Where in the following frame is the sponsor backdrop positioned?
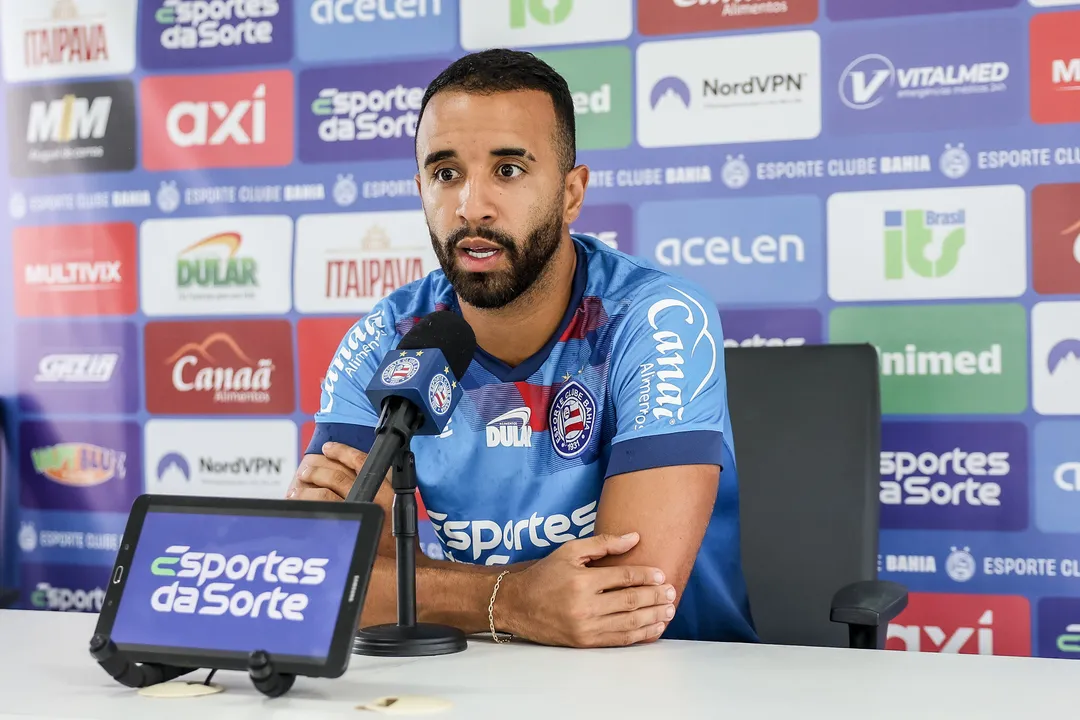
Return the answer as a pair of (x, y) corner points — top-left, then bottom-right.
(0, 0), (1078, 660)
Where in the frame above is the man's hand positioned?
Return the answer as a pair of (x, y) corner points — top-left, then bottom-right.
(500, 532), (675, 648)
(286, 444), (358, 501)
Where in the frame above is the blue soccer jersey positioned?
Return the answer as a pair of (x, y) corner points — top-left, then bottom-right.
(310, 233), (758, 643)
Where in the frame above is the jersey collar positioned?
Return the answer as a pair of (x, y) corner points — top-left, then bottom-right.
(454, 235), (588, 383)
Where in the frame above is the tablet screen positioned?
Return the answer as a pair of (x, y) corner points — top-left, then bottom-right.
(109, 509), (362, 662)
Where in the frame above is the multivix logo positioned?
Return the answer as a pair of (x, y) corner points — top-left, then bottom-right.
(486, 407), (532, 448)
(885, 208), (965, 280)
(149, 544), (329, 620)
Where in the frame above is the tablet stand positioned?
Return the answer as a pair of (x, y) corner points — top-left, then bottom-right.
(89, 634), (296, 698)
(352, 447), (468, 657)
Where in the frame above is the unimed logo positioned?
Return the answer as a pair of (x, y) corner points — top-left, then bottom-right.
(886, 592), (1031, 656)
(14, 222), (138, 318)
(829, 304), (1028, 414)
(1031, 10), (1080, 124)
(638, 0), (818, 35)
(534, 47), (632, 150)
(140, 69), (293, 170)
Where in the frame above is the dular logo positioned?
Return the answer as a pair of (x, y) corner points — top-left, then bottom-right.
(486, 407), (533, 448)
(7, 80), (136, 177)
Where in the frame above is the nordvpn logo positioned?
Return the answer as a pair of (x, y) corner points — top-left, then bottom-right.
(650, 76), (691, 109)
(156, 452), (190, 483)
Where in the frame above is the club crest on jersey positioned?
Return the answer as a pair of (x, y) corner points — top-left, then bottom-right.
(550, 379), (596, 459)
(428, 373), (453, 416)
(381, 356), (420, 386)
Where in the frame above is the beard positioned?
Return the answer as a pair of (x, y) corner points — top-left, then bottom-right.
(430, 200), (564, 310)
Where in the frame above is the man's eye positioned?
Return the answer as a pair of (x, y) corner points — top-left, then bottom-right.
(497, 164), (523, 178)
(435, 168), (458, 182)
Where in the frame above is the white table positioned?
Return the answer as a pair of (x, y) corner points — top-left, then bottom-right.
(0, 609), (1072, 719)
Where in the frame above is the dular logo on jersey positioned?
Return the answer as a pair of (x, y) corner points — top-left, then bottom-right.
(486, 407), (533, 448)
(0, 0), (137, 83)
(7, 80), (136, 177)
(634, 287), (717, 430)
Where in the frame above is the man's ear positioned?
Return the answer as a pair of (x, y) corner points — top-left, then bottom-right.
(564, 164), (590, 225)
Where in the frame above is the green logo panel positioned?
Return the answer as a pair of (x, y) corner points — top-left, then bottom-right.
(829, 303), (1028, 415)
(534, 46), (631, 151)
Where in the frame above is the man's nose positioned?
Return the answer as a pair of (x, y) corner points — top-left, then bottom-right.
(456, 177), (499, 227)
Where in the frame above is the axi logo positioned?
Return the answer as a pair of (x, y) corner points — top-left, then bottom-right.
(30, 443), (125, 487)
(884, 209), (965, 280)
(141, 70), (294, 170)
(148, 545), (329, 619)
(1032, 183), (1080, 295)
(1031, 11), (1080, 124)
(886, 592), (1031, 656)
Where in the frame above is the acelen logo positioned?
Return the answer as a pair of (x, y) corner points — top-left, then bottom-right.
(459, 0), (632, 51)
(879, 421), (1028, 531)
(298, 60), (446, 163)
(297, 0), (456, 62)
(1034, 420), (1080, 533)
(1032, 183), (1080, 295)
(719, 308), (822, 348)
(13, 222), (138, 318)
(638, 0), (818, 35)
(886, 592), (1030, 656)
(294, 210), (439, 313)
(0, 0), (137, 83)
(637, 195), (823, 305)
(140, 69), (293, 170)
(298, 317), (359, 414)
(140, 0), (294, 69)
(144, 320), (295, 415)
(1031, 10), (1080, 124)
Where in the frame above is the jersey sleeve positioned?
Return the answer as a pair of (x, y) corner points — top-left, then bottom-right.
(604, 278), (730, 479)
(305, 304), (398, 456)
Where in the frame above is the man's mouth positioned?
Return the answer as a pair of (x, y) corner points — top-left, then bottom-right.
(457, 239), (505, 260)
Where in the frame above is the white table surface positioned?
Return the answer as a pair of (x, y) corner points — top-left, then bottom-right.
(0, 609), (1071, 719)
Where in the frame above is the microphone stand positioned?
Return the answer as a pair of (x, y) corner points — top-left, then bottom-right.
(353, 442), (468, 657)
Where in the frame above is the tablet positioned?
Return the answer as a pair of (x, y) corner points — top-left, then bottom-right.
(93, 494), (384, 678)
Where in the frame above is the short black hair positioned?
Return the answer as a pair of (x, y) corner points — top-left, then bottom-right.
(416, 48), (577, 174)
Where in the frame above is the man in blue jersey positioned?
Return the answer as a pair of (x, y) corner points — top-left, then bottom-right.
(289, 49), (758, 648)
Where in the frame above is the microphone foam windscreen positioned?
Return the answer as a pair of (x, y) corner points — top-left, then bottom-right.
(397, 310), (477, 380)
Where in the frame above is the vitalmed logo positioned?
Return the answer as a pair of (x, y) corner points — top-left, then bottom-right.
(14, 222), (137, 318)
(294, 211), (439, 313)
(829, 304), (1028, 415)
(146, 419), (297, 499)
(140, 70), (294, 170)
(638, 0), (818, 35)
(720, 308), (822, 348)
(460, 0), (632, 51)
(16, 321), (138, 415)
(19, 420), (142, 513)
(22, 564), (108, 612)
(571, 204), (634, 254)
(144, 320), (295, 415)
(879, 422), (1027, 531)
(1031, 11), (1080, 124)
(827, 186), (1026, 302)
(298, 60), (445, 163)
(1032, 183), (1080, 295)
(140, 215), (293, 317)
(637, 31), (820, 148)
(1032, 302), (1080, 415)
(141, 0), (294, 69)
(298, 0), (455, 61)
(0, 0), (137, 82)
(828, 0), (1019, 21)
(6, 80), (136, 177)
(829, 19), (1023, 135)
(638, 195), (823, 305)
(886, 592), (1030, 656)
(1034, 421), (1080, 533)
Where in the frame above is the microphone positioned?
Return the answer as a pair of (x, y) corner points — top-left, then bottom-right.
(345, 310), (475, 504)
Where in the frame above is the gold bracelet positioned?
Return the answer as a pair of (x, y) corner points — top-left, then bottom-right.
(488, 570), (512, 644)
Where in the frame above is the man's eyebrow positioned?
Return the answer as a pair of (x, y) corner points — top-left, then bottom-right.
(423, 149), (456, 167)
(491, 147), (536, 161)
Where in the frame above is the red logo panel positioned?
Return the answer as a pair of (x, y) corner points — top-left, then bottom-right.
(638, 0), (818, 35)
(144, 320), (295, 415)
(886, 592), (1031, 656)
(1030, 11), (1080, 124)
(13, 222), (137, 318)
(297, 317), (360, 415)
(140, 70), (294, 170)
(1033, 183), (1080, 295)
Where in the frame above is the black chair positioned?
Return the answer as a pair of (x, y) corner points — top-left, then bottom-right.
(0, 409), (17, 610)
(725, 343), (907, 650)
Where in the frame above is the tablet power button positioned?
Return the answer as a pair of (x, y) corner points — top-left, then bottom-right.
(112, 566), (124, 584)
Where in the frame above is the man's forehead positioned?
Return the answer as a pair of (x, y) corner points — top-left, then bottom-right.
(417, 89), (557, 153)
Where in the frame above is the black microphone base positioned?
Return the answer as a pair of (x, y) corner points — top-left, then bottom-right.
(353, 623), (467, 657)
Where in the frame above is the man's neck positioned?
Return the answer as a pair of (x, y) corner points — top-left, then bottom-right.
(458, 237), (578, 369)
